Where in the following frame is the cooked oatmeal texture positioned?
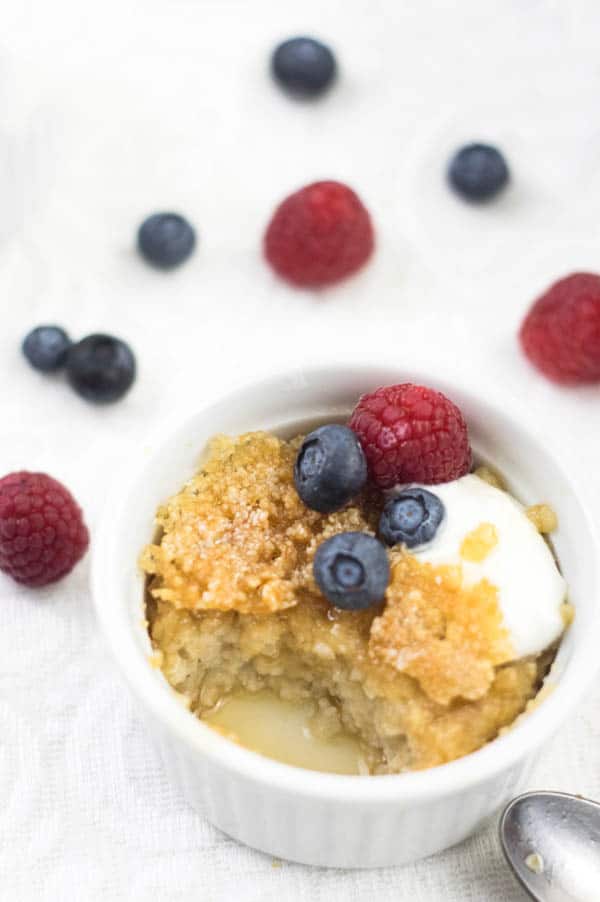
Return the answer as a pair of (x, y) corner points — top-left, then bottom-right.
(141, 432), (555, 774)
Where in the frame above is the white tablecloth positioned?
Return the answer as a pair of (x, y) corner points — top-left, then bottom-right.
(2, 1), (600, 899)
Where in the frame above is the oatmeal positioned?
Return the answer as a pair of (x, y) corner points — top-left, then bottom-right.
(142, 430), (566, 775)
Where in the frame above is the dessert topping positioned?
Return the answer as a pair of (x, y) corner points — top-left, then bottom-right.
(313, 531), (390, 611)
(379, 488), (445, 549)
(294, 424), (367, 513)
(349, 383), (472, 488)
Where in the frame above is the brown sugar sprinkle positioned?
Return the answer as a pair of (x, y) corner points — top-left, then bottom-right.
(140, 432), (379, 615)
(369, 553), (513, 705)
(141, 433), (311, 613)
(526, 504), (558, 534)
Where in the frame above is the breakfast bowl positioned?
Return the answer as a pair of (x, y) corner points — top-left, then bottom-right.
(91, 364), (600, 868)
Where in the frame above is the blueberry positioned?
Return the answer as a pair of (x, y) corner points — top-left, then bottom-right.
(22, 325), (71, 372)
(66, 334), (136, 403)
(137, 213), (196, 269)
(379, 488), (445, 549)
(294, 424), (367, 513)
(314, 532), (390, 610)
(271, 36), (337, 98)
(447, 143), (510, 202)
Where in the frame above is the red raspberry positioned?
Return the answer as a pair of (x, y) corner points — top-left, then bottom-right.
(264, 180), (374, 288)
(349, 384), (472, 488)
(0, 472), (89, 587)
(519, 272), (600, 384)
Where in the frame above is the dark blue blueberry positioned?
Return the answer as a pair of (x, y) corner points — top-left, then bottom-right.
(137, 213), (196, 269)
(447, 143), (510, 202)
(66, 334), (136, 403)
(22, 325), (71, 372)
(314, 532), (390, 610)
(271, 37), (337, 98)
(379, 488), (445, 549)
(294, 424), (367, 513)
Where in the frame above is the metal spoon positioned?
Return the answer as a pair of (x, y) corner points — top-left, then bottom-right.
(499, 791), (600, 901)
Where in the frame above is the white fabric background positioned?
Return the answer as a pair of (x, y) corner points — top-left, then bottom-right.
(1, 1), (600, 899)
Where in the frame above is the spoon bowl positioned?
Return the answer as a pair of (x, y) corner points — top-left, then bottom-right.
(500, 791), (600, 901)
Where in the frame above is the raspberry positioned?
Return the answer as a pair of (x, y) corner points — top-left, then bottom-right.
(349, 384), (472, 489)
(264, 180), (374, 288)
(0, 472), (89, 587)
(519, 273), (600, 384)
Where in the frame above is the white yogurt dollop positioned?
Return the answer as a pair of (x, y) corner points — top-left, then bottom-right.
(399, 474), (567, 659)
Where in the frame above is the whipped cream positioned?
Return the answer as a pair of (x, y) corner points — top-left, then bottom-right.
(398, 474), (567, 659)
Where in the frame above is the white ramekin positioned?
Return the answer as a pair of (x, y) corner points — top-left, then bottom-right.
(92, 365), (600, 869)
